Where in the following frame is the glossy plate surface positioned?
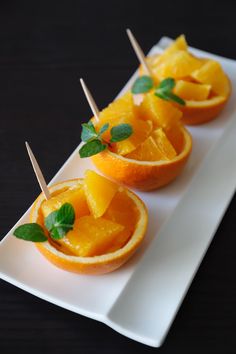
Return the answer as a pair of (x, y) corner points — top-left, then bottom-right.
(1, 37), (236, 347)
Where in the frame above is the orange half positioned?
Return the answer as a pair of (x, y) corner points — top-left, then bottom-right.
(30, 179), (148, 275)
(139, 35), (231, 125)
(92, 126), (192, 191)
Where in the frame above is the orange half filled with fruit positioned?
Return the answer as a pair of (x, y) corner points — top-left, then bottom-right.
(79, 92), (192, 191)
(139, 35), (231, 125)
(13, 170), (148, 275)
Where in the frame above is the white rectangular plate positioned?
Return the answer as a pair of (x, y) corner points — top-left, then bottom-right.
(1, 37), (236, 347)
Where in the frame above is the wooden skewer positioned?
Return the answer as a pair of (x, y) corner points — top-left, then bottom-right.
(80, 78), (100, 123)
(126, 28), (152, 76)
(25, 141), (50, 200)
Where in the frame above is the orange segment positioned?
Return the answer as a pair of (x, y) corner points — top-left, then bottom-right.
(174, 80), (211, 101)
(126, 136), (165, 161)
(104, 190), (139, 252)
(126, 128), (176, 162)
(83, 170), (118, 218)
(163, 35), (188, 55)
(152, 128), (177, 160)
(191, 60), (230, 97)
(94, 92), (135, 140)
(153, 51), (203, 80)
(41, 183), (89, 219)
(93, 91), (153, 155)
(59, 216), (124, 257)
(145, 35), (188, 78)
(138, 93), (182, 127)
(112, 118), (153, 155)
(138, 93), (184, 152)
(104, 190), (139, 229)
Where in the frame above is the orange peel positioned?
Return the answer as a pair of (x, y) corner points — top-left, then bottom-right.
(92, 126), (192, 191)
(30, 179), (148, 275)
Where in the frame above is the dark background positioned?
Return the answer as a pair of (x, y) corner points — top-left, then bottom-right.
(0, 1), (235, 353)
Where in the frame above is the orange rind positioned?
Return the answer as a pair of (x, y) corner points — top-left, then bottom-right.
(140, 35), (231, 125)
(92, 126), (192, 191)
(30, 179), (148, 275)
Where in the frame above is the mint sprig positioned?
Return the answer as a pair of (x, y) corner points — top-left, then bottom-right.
(155, 78), (185, 105)
(79, 139), (107, 158)
(13, 203), (75, 242)
(79, 121), (133, 158)
(131, 76), (185, 106)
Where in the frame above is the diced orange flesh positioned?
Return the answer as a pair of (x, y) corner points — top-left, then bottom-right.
(104, 190), (139, 252)
(152, 128), (177, 160)
(41, 183), (90, 219)
(164, 123), (184, 154)
(174, 80), (211, 101)
(83, 170), (118, 218)
(95, 92), (135, 140)
(126, 128), (176, 162)
(59, 216), (124, 257)
(138, 93), (182, 127)
(163, 35), (188, 55)
(104, 190), (139, 229)
(92, 91), (153, 155)
(126, 136), (165, 161)
(153, 51), (203, 81)
(137, 93), (184, 152)
(191, 60), (230, 97)
(146, 35), (188, 76)
(111, 118), (153, 155)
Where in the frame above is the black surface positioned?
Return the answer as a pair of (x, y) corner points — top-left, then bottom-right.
(0, 1), (236, 353)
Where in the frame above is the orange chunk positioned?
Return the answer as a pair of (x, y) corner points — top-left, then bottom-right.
(138, 93), (184, 153)
(152, 128), (177, 160)
(191, 60), (230, 97)
(95, 92), (135, 139)
(41, 183), (90, 219)
(154, 51), (203, 80)
(92, 91), (153, 155)
(146, 35), (188, 75)
(104, 190), (139, 230)
(126, 136), (164, 161)
(164, 35), (188, 54)
(174, 80), (211, 101)
(138, 93), (182, 127)
(126, 128), (176, 162)
(83, 170), (118, 218)
(112, 118), (153, 155)
(59, 216), (124, 257)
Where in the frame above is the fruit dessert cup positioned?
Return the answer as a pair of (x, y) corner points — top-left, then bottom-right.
(14, 170), (148, 275)
(86, 92), (192, 191)
(140, 35), (231, 125)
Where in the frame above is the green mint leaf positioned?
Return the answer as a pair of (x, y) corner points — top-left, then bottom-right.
(13, 223), (47, 242)
(45, 203), (75, 240)
(50, 226), (68, 240)
(56, 203), (75, 228)
(110, 124), (133, 143)
(98, 123), (109, 136)
(131, 75), (154, 94)
(158, 78), (175, 92)
(155, 91), (185, 106)
(45, 210), (57, 232)
(81, 122), (98, 142)
(79, 139), (107, 158)
(167, 92), (186, 105)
